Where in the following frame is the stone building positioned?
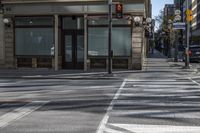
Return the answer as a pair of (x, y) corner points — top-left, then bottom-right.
(191, 0), (200, 43)
(0, 0), (151, 70)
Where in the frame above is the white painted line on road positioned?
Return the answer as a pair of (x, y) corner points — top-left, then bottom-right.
(126, 79), (176, 82)
(130, 82), (194, 85)
(109, 123), (200, 133)
(104, 125), (124, 133)
(86, 86), (118, 89)
(0, 101), (49, 128)
(96, 79), (127, 133)
(114, 100), (200, 107)
(188, 77), (200, 86)
(132, 84), (197, 88)
(110, 109), (200, 119)
(188, 76), (200, 79)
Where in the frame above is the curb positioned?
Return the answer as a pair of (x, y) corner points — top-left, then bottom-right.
(168, 61), (199, 73)
(0, 77), (122, 80)
(0, 70), (144, 80)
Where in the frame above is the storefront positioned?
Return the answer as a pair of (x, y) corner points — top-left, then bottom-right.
(1, 0), (151, 70)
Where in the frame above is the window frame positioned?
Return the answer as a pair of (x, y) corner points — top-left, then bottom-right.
(87, 16), (132, 58)
(14, 16), (55, 57)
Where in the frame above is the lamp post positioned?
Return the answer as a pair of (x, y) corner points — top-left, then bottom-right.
(108, 0), (112, 74)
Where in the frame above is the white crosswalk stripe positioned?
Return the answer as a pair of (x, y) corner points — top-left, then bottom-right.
(108, 123), (200, 133)
(0, 101), (49, 128)
(97, 78), (200, 133)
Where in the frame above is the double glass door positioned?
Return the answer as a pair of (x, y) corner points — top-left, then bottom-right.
(63, 30), (84, 69)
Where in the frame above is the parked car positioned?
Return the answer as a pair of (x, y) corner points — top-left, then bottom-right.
(188, 45), (200, 62)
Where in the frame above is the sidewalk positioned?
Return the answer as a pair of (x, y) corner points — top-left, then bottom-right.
(147, 49), (198, 73)
(0, 68), (141, 79)
(0, 50), (197, 79)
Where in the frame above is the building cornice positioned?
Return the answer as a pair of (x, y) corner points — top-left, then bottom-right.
(2, 0), (145, 4)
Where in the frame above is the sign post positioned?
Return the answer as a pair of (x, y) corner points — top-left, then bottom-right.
(185, 0), (190, 69)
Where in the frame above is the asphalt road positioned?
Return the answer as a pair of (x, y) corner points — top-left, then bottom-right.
(191, 63), (200, 70)
(0, 79), (123, 133)
(0, 58), (200, 133)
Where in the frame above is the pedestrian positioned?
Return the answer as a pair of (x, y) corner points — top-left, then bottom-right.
(160, 43), (164, 54)
(178, 41), (184, 62)
(150, 40), (155, 54)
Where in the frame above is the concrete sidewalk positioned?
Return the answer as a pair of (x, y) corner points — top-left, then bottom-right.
(146, 50), (198, 73)
(0, 68), (142, 79)
(0, 50), (197, 79)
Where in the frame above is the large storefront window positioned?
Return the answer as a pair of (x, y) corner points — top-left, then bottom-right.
(88, 28), (108, 56)
(112, 27), (131, 56)
(15, 17), (54, 56)
(15, 28), (53, 55)
(88, 18), (131, 56)
(88, 27), (131, 56)
(88, 18), (131, 57)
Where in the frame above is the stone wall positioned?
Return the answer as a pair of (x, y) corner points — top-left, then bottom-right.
(4, 17), (15, 68)
(132, 26), (143, 70)
(0, 14), (5, 67)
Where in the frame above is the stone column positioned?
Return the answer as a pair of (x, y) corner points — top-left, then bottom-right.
(4, 17), (14, 68)
(132, 26), (143, 70)
(0, 14), (5, 67)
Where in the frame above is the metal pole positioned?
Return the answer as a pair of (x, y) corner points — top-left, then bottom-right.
(108, 0), (112, 74)
(54, 14), (59, 71)
(185, 0), (190, 68)
(84, 14), (88, 71)
(169, 27), (171, 58)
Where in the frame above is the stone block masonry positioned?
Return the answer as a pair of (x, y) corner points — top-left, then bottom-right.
(132, 26), (143, 70)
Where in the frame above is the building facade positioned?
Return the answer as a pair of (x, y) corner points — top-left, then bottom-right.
(191, 0), (200, 43)
(164, 4), (175, 22)
(0, 0), (151, 70)
(163, 4), (175, 56)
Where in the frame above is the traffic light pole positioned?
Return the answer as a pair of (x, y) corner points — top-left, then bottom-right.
(108, 0), (112, 74)
(185, 0), (190, 69)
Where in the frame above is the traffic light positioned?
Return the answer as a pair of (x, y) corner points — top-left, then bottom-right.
(116, 3), (123, 18)
(186, 9), (193, 22)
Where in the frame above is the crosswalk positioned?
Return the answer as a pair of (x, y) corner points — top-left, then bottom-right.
(0, 101), (48, 128)
(97, 78), (200, 133)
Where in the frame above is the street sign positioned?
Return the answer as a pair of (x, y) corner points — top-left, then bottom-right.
(174, 15), (181, 21)
(175, 10), (181, 15)
(173, 22), (186, 30)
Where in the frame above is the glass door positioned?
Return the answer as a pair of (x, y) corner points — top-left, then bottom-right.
(63, 30), (84, 69)
(76, 33), (84, 69)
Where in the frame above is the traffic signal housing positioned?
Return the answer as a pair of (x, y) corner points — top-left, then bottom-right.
(116, 3), (123, 18)
(186, 9), (193, 22)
